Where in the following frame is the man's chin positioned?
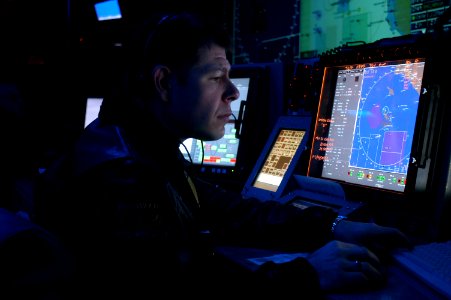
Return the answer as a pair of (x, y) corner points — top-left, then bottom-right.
(200, 130), (225, 141)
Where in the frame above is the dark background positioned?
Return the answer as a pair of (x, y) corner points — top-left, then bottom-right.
(0, 0), (303, 169)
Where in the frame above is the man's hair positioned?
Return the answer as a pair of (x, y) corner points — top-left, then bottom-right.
(132, 12), (231, 93)
(99, 12), (232, 125)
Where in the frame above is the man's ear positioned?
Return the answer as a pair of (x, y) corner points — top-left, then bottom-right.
(153, 65), (171, 102)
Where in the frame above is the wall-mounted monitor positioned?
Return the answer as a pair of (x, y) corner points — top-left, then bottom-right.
(94, 0), (122, 21)
(299, 2), (450, 59)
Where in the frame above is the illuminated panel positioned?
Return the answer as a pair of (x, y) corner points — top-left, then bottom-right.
(308, 58), (426, 193)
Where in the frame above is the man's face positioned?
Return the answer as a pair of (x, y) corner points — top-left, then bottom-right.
(167, 44), (239, 141)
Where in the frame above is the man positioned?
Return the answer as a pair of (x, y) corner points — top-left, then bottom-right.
(35, 12), (410, 299)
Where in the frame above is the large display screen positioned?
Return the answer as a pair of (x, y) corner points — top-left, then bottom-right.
(308, 58), (426, 193)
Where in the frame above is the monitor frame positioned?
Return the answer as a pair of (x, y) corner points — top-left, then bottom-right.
(241, 115), (311, 201)
(307, 57), (428, 198)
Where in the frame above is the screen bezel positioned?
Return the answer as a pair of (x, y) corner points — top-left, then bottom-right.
(242, 115), (311, 201)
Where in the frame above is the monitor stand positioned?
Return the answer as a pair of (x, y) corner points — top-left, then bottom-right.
(278, 174), (365, 216)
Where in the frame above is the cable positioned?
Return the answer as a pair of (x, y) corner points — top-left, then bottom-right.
(180, 141), (193, 164)
(180, 139), (205, 169)
(200, 140), (205, 168)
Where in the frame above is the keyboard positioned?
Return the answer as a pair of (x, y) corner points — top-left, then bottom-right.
(392, 240), (451, 299)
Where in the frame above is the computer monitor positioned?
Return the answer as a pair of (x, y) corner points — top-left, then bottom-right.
(307, 57), (427, 198)
(83, 97), (104, 128)
(180, 77), (250, 173)
(180, 63), (286, 192)
(94, 0), (122, 21)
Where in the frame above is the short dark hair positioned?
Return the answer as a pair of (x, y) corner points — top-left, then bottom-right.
(99, 12), (232, 125)
(145, 13), (231, 75)
(133, 12), (231, 90)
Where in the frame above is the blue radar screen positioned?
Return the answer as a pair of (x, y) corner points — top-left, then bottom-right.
(350, 62), (425, 175)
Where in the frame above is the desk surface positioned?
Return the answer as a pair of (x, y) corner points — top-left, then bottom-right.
(215, 246), (448, 300)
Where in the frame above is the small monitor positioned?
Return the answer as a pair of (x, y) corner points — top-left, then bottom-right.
(94, 0), (122, 21)
(308, 58), (427, 195)
(241, 116), (310, 201)
(180, 77), (250, 171)
(84, 97), (103, 128)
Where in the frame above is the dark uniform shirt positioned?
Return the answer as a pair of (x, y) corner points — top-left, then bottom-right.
(35, 117), (338, 299)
